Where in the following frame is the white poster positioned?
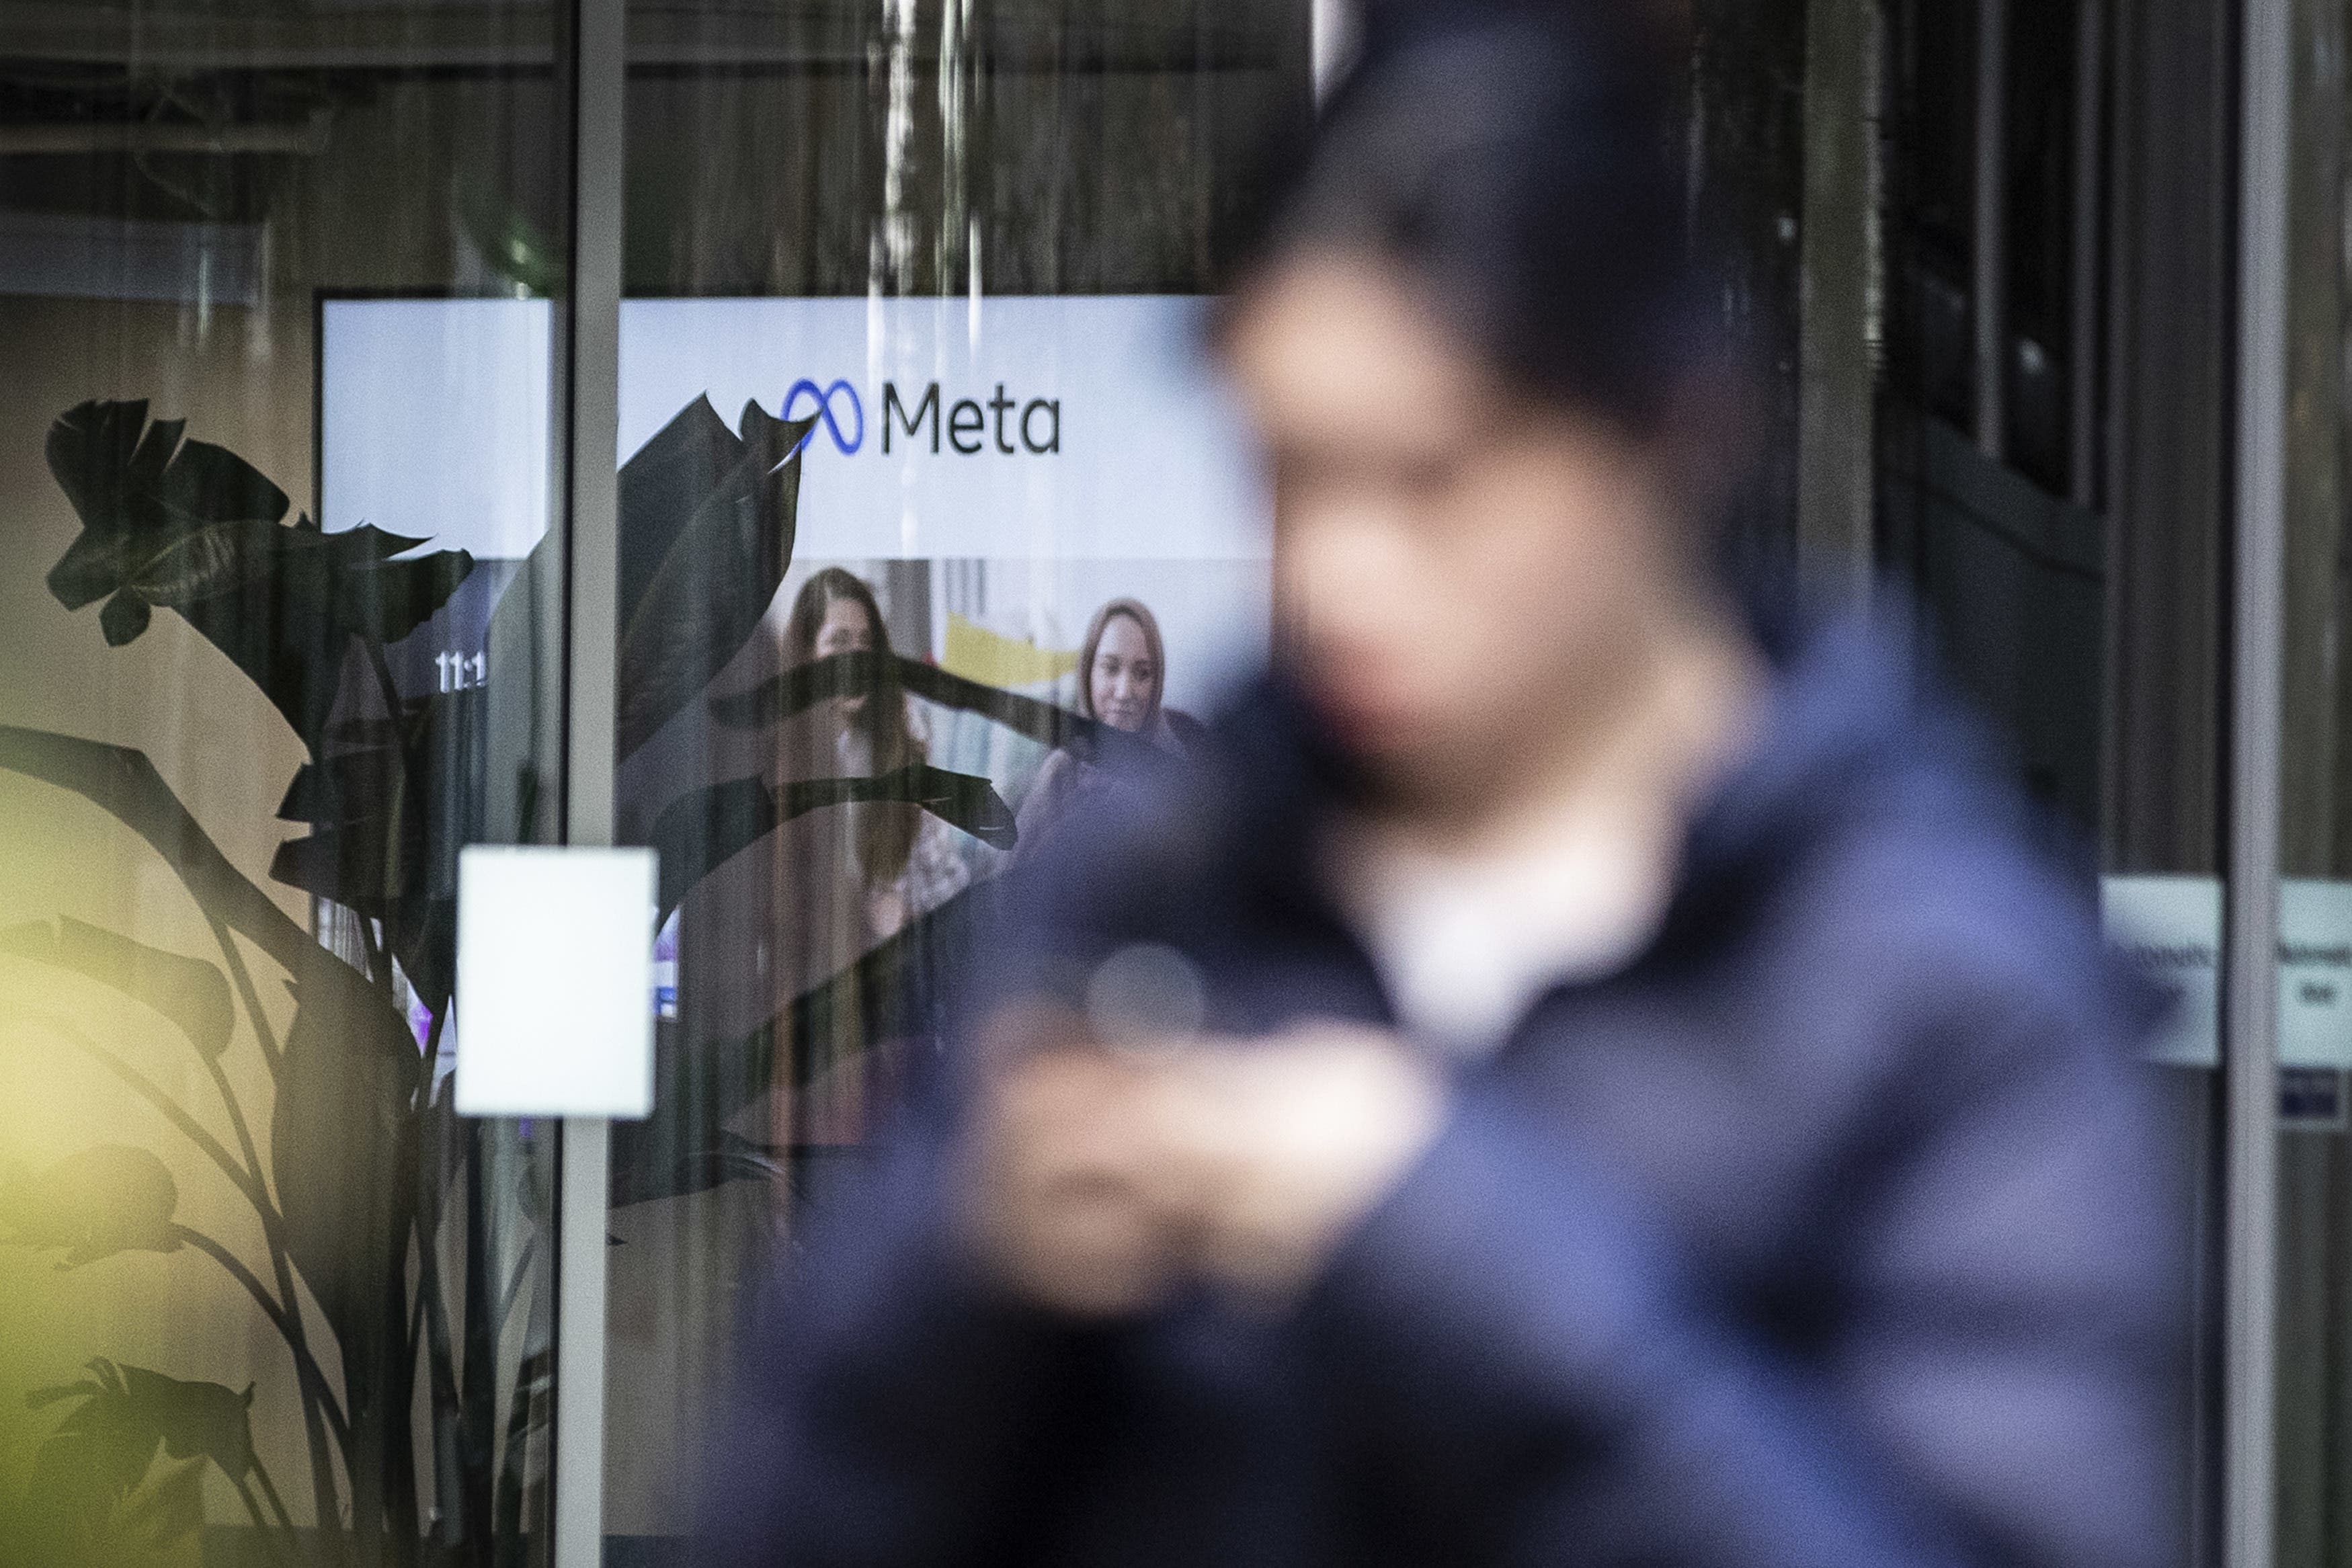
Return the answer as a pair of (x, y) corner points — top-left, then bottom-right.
(2101, 874), (2352, 1070)
(323, 292), (1279, 1075)
(321, 294), (1273, 705)
(620, 296), (1267, 563)
(323, 294), (1268, 565)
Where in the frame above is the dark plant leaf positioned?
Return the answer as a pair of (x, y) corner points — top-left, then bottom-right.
(42, 402), (474, 757)
(270, 948), (420, 1474)
(44, 401), (286, 612)
(0, 727), (313, 976)
(617, 395), (740, 629)
(28, 1360), (257, 1494)
(895, 658), (1127, 758)
(43, 401), (157, 567)
(0, 1146), (182, 1267)
(614, 401), (813, 760)
(711, 651), (1160, 769)
(268, 688), (481, 1017)
(19, 1356), (261, 1563)
(706, 650), (891, 731)
(268, 738), (415, 908)
(26, 1362), (160, 1536)
(99, 590), (150, 647)
(154, 438), (288, 531)
(118, 1364), (259, 1478)
(0, 917), (234, 1059)
(647, 763), (1014, 919)
(124, 518), (253, 604)
(778, 763), (1018, 850)
(163, 519), (473, 757)
(272, 952), (420, 1356)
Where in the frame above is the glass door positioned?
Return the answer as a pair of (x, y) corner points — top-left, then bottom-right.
(0, 3), (575, 1563)
(594, 0), (1309, 1552)
(2269, 0), (2352, 1560)
(1875, 1), (2231, 1560)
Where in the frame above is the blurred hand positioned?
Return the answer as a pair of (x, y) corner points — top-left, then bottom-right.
(1164, 1024), (1445, 1305)
(961, 1005), (1443, 1316)
(961, 1000), (1201, 1317)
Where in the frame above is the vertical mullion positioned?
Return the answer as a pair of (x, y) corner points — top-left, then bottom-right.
(556, 0), (626, 1563)
(1972, 0), (2009, 460)
(2225, 1), (2289, 1565)
(1797, 0), (1879, 597)
(2068, 0), (2105, 509)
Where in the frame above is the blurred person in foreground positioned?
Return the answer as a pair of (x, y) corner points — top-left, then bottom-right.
(703, 5), (2182, 1566)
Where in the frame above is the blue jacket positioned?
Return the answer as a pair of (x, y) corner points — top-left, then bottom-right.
(704, 617), (2185, 1568)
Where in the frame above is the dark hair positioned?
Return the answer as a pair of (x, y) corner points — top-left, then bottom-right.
(781, 567), (920, 884)
(1220, 2), (1717, 431)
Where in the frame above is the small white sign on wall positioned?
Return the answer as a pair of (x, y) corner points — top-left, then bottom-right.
(2101, 874), (2222, 1068)
(2100, 874), (2352, 1071)
(455, 847), (659, 1120)
(2281, 880), (2352, 1069)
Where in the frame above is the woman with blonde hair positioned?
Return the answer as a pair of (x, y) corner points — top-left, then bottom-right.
(1014, 596), (1199, 859)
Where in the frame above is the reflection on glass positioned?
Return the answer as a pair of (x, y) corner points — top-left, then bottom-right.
(2276, 1), (2352, 1556)
(0, 3), (567, 1563)
(602, 0), (1307, 1548)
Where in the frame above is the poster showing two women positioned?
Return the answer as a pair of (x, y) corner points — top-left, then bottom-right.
(317, 293), (1274, 1190)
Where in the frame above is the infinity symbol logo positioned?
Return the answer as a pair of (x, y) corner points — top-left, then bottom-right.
(783, 378), (864, 456)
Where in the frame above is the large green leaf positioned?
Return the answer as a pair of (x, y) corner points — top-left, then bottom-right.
(0, 1146), (182, 1268)
(0, 917), (233, 1059)
(647, 763), (1015, 920)
(614, 399), (813, 760)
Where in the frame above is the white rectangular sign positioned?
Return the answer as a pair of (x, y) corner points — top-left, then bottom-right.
(2100, 874), (2352, 1069)
(322, 294), (1268, 565)
(2282, 879), (2352, 1068)
(622, 296), (1266, 563)
(455, 847), (658, 1120)
(2101, 874), (2222, 1067)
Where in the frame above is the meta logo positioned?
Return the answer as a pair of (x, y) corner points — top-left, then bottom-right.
(781, 377), (1061, 459)
(784, 379), (864, 455)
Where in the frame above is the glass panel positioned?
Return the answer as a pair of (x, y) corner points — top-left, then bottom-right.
(2276, 0), (2352, 1558)
(602, 1), (1309, 1551)
(1878, 1), (2226, 1559)
(0, 5), (571, 1564)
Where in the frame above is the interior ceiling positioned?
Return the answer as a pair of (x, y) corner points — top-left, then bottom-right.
(0, 0), (1299, 253)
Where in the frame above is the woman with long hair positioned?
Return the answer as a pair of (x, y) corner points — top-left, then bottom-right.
(777, 567), (968, 945)
(1013, 596), (1201, 860)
